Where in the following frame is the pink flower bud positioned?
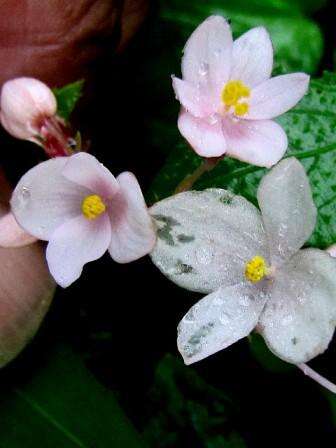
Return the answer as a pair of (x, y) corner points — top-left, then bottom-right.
(0, 77), (57, 140)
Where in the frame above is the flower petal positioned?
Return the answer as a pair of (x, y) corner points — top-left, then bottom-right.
(222, 118), (287, 167)
(259, 249), (336, 364)
(178, 110), (226, 157)
(46, 214), (111, 287)
(257, 157), (317, 265)
(178, 283), (267, 365)
(182, 16), (233, 98)
(0, 212), (37, 247)
(62, 152), (119, 198)
(108, 172), (156, 263)
(150, 189), (268, 294)
(230, 27), (273, 87)
(172, 77), (215, 117)
(247, 73), (310, 119)
(11, 157), (89, 240)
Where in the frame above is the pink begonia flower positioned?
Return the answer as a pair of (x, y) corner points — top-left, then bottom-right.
(10, 152), (156, 287)
(0, 77), (74, 157)
(172, 16), (310, 167)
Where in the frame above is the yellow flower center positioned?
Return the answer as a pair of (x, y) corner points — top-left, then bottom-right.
(245, 255), (269, 283)
(82, 194), (106, 220)
(221, 80), (250, 116)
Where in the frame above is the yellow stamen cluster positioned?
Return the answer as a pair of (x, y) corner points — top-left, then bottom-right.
(245, 255), (268, 283)
(82, 194), (106, 220)
(221, 80), (250, 116)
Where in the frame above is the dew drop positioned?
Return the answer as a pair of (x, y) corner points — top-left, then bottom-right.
(199, 62), (209, 76)
(219, 312), (230, 325)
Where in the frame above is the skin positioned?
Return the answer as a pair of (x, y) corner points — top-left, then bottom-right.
(0, 0), (148, 366)
(0, 0), (149, 87)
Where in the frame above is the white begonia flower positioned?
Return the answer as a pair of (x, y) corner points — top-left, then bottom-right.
(150, 158), (336, 367)
(172, 16), (310, 167)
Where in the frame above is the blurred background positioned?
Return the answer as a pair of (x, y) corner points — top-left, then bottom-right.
(0, 0), (336, 447)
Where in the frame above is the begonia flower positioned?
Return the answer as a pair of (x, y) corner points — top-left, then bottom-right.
(150, 158), (336, 373)
(0, 77), (74, 157)
(10, 152), (156, 287)
(172, 16), (310, 167)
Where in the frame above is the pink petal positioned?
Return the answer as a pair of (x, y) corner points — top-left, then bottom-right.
(0, 212), (37, 247)
(247, 73), (310, 120)
(172, 77), (215, 117)
(230, 27), (273, 87)
(178, 110), (227, 157)
(182, 15), (233, 99)
(108, 172), (156, 263)
(62, 152), (119, 198)
(46, 214), (111, 287)
(0, 242), (55, 367)
(222, 118), (287, 167)
(11, 157), (88, 240)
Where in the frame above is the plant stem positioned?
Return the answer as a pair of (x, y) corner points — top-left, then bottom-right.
(174, 157), (221, 194)
(297, 363), (336, 394)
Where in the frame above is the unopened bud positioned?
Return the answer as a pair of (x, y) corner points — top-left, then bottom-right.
(0, 77), (57, 140)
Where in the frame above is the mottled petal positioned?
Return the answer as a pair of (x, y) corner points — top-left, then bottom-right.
(230, 27), (273, 87)
(182, 15), (233, 98)
(259, 249), (336, 364)
(257, 158), (317, 265)
(172, 77), (215, 117)
(0, 212), (37, 247)
(247, 73), (310, 119)
(62, 152), (119, 198)
(222, 118), (287, 167)
(150, 189), (268, 294)
(46, 214), (111, 287)
(178, 110), (226, 157)
(108, 172), (156, 263)
(11, 157), (89, 240)
(178, 283), (267, 364)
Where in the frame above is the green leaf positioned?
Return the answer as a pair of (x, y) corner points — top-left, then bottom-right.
(142, 354), (246, 448)
(53, 80), (84, 121)
(0, 344), (146, 448)
(148, 72), (336, 249)
(248, 333), (294, 373)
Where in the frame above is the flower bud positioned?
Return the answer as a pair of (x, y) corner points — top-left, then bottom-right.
(0, 77), (57, 140)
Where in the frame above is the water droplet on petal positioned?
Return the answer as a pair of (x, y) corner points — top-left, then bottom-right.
(199, 62), (209, 76)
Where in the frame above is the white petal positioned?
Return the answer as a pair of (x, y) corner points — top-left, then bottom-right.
(11, 157), (89, 240)
(108, 172), (156, 263)
(150, 189), (268, 294)
(222, 118), (287, 167)
(230, 27), (273, 87)
(259, 249), (336, 364)
(257, 157), (317, 265)
(178, 110), (227, 157)
(172, 77), (215, 117)
(62, 152), (119, 198)
(247, 73), (310, 119)
(46, 214), (111, 287)
(182, 15), (233, 98)
(178, 283), (267, 364)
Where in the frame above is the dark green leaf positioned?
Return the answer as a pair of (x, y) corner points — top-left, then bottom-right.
(148, 72), (336, 249)
(53, 80), (84, 121)
(142, 354), (246, 448)
(0, 344), (145, 448)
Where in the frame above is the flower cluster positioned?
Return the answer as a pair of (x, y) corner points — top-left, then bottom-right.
(0, 14), (336, 395)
